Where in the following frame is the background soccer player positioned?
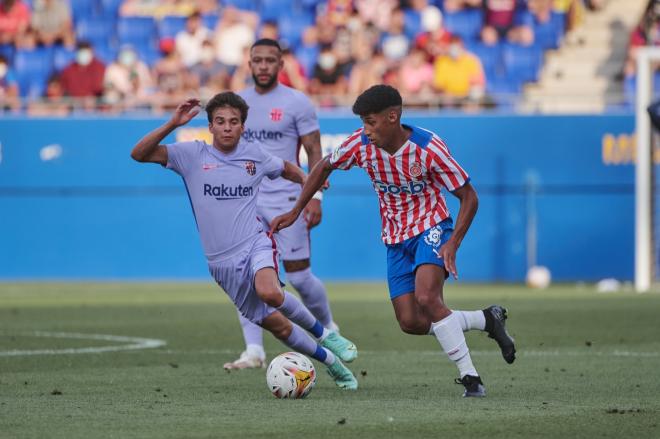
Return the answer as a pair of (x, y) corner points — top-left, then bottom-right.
(271, 85), (516, 397)
(130, 92), (358, 390)
(223, 38), (346, 370)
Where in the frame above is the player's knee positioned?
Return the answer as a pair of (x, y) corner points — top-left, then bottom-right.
(397, 316), (426, 335)
(263, 315), (293, 340)
(257, 287), (284, 307)
(414, 288), (446, 312)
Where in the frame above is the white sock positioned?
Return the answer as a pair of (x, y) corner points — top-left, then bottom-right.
(431, 312), (478, 378)
(452, 310), (486, 332)
(245, 343), (265, 360)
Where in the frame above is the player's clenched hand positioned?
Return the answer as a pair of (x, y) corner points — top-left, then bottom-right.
(438, 239), (459, 280)
(170, 98), (201, 127)
(270, 209), (301, 233)
(303, 199), (322, 229)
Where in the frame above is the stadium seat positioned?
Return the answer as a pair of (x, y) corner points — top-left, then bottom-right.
(443, 8), (483, 42)
(13, 48), (54, 98)
(279, 11), (314, 52)
(117, 17), (158, 49)
(467, 42), (504, 81)
(295, 45), (319, 78)
(502, 43), (543, 83)
(99, 0), (123, 17)
(203, 13), (220, 30)
(53, 46), (76, 72)
(0, 44), (15, 63)
(76, 17), (117, 49)
(158, 16), (188, 40)
(223, 0), (257, 11)
(69, 0), (99, 22)
(533, 12), (565, 51)
(403, 9), (422, 40)
(94, 45), (118, 65)
(260, 0), (294, 22)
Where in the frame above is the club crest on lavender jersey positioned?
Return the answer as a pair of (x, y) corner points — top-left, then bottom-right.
(409, 162), (423, 178)
(245, 160), (257, 176)
(270, 108), (283, 122)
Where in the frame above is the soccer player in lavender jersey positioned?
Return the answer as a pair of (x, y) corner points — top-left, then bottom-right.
(130, 92), (358, 390)
(271, 85), (516, 397)
(222, 38), (350, 370)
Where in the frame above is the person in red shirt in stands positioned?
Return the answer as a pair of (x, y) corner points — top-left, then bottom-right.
(0, 0), (30, 45)
(60, 41), (106, 110)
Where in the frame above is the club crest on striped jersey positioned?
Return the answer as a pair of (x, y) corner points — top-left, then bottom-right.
(270, 108), (283, 122)
(409, 162), (423, 177)
(245, 160), (256, 176)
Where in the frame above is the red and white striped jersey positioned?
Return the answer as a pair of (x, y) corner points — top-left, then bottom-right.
(329, 125), (470, 245)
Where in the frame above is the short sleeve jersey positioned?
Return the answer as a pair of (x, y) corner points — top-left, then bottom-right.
(329, 125), (470, 244)
(166, 140), (284, 262)
(238, 84), (319, 203)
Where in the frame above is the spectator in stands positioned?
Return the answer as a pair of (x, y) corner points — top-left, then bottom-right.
(27, 74), (70, 116)
(258, 20), (279, 41)
(354, 0), (398, 31)
(120, 0), (217, 18)
(60, 41), (106, 109)
(0, 54), (20, 111)
(625, 0), (660, 78)
(325, 0), (353, 27)
(175, 11), (211, 68)
(212, 6), (257, 75)
(315, 13), (338, 47)
(481, 0), (527, 46)
(279, 45), (307, 91)
(0, 0), (30, 45)
(189, 39), (229, 97)
(414, 7), (451, 60)
(381, 8), (410, 63)
(104, 45), (154, 111)
(442, 0), (482, 13)
(309, 45), (348, 105)
(30, 0), (75, 48)
(348, 45), (389, 97)
(152, 37), (194, 111)
(432, 35), (486, 107)
(397, 46), (434, 105)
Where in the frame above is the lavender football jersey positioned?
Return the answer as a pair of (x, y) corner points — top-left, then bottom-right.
(238, 84), (319, 203)
(166, 140), (284, 263)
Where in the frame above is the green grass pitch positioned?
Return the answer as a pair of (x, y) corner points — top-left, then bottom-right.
(1, 282), (659, 438)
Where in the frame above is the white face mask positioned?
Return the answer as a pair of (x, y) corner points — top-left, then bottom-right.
(119, 50), (136, 67)
(318, 53), (337, 70)
(77, 49), (93, 66)
(448, 44), (460, 58)
(0, 63), (7, 78)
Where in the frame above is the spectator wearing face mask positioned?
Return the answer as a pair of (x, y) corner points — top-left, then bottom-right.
(60, 41), (106, 109)
(309, 46), (348, 104)
(0, 54), (20, 111)
(432, 35), (485, 107)
(190, 39), (229, 97)
(103, 45), (154, 111)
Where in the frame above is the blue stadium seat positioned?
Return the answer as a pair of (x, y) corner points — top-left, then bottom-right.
(117, 17), (157, 49)
(14, 48), (54, 98)
(443, 8), (483, 42)
(158, 15), (188, 39)
(466, 42), (504, 81)
(533, 12), (565, 50)
(260, 0), (294, 21)
(76, 17), (117, 49)
(53, 46), (76, 72)
(0, 44), (15, 63)
(502, 43), (543, 83)
(132, 45), (161, 68)
(69, 0), (99, 22)
(279, 11), (314, 52)
(99, 0), (123, 17)
(295, 45), (319, 78)
(403, 9), (422, 40)
(203, 13), (220, 30)
(94, 45), (118, 65)
(223, 0), (257, 11)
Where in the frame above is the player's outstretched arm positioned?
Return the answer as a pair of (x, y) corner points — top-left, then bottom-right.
(300, 130), (324, 229)
(130, 98), (201, 165)
(438, 182), (479, 279)
(270, 156), (334, 232)
(281, 160), (306, 185)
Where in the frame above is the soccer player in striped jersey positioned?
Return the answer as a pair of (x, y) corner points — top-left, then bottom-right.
(271, 85), (516, 397)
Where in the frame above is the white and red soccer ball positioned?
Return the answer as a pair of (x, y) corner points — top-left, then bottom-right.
(266, 352), (316, 399)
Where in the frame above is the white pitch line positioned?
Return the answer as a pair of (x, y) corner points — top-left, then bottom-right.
(0, 331), (167, 357)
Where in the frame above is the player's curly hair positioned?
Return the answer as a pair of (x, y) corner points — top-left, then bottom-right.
(352, 85), (403, 117)
(205, 92), (250, 124)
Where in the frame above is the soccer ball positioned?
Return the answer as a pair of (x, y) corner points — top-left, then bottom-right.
(266, 352), (316, 399)
(526, 265), (551, 289)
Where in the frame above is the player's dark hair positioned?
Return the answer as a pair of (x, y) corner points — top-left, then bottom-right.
(251, 38), (282, 52)
(205, 92), (249, 124)
(352, 85), (403, 116)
